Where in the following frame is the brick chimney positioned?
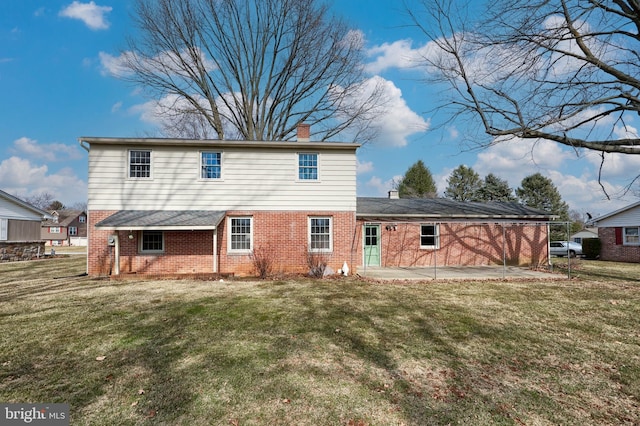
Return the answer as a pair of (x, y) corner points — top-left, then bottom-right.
(297, 123), (310, 142)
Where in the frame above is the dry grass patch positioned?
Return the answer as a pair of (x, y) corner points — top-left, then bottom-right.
(0, 257), (639, 425)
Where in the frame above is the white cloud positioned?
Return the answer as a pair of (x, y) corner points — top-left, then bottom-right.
(98, 51), (132, 77)
(352, 76), (429, 147)
(111, 101), (123, 113)
(0, 157), (87, 205)
(357, 159), (374, 174)
(59, 1), (112, 30)
(363, 175), (402, 197)
(11, 137), (83, 162)
(99, 48), (217, 78)
(366, 39), (440, 74)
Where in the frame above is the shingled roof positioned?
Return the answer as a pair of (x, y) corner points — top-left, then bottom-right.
(95, 210), (225, 230)
(356, 197), (554, 221)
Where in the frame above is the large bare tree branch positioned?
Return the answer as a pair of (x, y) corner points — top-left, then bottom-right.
(409, 0), (640, 156)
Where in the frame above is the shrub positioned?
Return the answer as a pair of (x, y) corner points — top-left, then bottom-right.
(250, 247), (273, 279)
(307, 252), (329, 278)
(582, 238), (601, 260)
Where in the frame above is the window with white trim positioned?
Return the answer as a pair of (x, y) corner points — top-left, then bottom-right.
(69, 226), (78, 236)
(309, 217), (332, 252)
(624, 227), (640, 245)
(50, 226), (61, 234)
(420, 224), (440, 249)
(201, 151), (222, 179)
(229, 217), (252, 252)
(79, 215), (86, 223)
(298, 153), (318, 180)
(0, 218), (7, 241)
(140, 231), (164, 252)
(129, 150), (151, 178)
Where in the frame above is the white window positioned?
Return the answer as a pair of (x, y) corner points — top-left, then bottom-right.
(624, 227), (640, 245)
(201, 151), (222, 179)
(50, 227), (61, 234)
(129, 150), (152, 178)
(298, 153), (318, 180)
(69, 226), (78, 236)
(229, 217), (252, 252)
(420, 224), (440, 249)
(140, 231), (164, 253)
(79, 216), (86, 223)
(309, 217), (332, 252)
(0, 218), (7, 241)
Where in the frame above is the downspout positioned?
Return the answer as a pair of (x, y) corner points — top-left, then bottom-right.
(213, 226), (218, 273)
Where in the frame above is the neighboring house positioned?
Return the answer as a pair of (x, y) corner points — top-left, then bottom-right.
(42, 209), (88, 246)
(590, 201), (640, 262)
(81, 130), (554, 277)
(0, 189), (51, 261)
(570, 227), (598, 244)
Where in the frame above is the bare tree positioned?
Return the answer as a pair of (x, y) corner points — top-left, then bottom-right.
(408, 0), (640, 194)
(23, 192), (55, 211)
(121, 0), (383, 142)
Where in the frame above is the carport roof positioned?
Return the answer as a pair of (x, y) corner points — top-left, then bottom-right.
(95, 210), (225, 230)
(356, 197), (554, 221)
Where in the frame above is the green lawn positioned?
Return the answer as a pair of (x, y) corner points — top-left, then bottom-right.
(1, 257), (639, 425)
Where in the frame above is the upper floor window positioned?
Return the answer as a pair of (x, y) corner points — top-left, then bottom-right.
(624, 227), (640, 245)
(229, 217), (252, 252)
(201, 151), (222, 179)
(69, 226), (78, 236)
(420, 224), (440, 249)
(129, 150), (151, 178)
(79, 216), (86, 223)
(309, 217), (332, 252)
(298, 153), (318, 180)
(140, 230), (164, 253)
(50, 227), (61, 234)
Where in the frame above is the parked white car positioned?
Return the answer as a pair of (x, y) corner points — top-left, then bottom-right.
(550, 241), (583, 257)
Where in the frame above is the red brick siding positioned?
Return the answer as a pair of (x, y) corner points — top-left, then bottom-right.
(354, 221), (548, 267)
(88, 210), (356, 277)
(599, 227), (640, 262)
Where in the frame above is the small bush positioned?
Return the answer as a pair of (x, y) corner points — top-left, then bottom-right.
(307, 252), (329, 278)
(582, 238), (601, 260)
(250, 247), (273, 279)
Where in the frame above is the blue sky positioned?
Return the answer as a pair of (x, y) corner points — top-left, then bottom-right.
(1, 0), (638, 217)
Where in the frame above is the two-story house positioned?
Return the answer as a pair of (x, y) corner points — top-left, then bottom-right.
(42, 209), (88, 246)
(80, 127), (357, 276)
(81, 128), (554, 277)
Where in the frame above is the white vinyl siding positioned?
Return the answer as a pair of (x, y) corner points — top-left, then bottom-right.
(88, 144), (356, 211)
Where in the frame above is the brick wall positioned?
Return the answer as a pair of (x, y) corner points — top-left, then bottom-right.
(599, 227), (640, 262)
(88, 210), (356, 277)
(354, 221), (548, 267)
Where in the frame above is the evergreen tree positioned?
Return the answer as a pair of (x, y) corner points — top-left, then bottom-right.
(397, 160), (437, 198)
(444, 165), (481, 201)
(476, 173), (516, 202)
(516, 173), (570, 240)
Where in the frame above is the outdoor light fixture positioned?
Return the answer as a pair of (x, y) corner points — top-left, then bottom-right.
(128, 231), (134, 239)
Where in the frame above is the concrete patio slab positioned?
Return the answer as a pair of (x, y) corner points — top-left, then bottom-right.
(358, 265), (561, 281)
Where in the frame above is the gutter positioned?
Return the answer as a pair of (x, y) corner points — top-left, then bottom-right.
(78, 138), (90, 152)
